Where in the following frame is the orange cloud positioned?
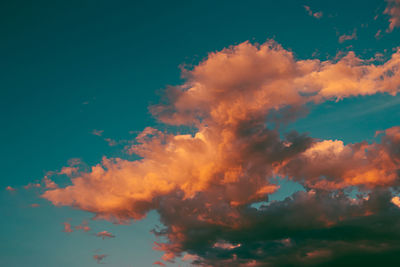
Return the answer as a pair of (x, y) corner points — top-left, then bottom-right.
(384, 0), (400, 32)
(40, 40), (400, 264)
(276, 127), (400, 190)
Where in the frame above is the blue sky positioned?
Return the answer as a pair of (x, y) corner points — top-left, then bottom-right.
(2, 0), (400, 266)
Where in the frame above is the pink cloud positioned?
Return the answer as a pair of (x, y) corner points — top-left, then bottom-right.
(304, 5), (323, 19)
(75, 221), (91, 232)
(338, 30), (357, 43)
(96, 230), (115, 239)
(5, 186), (16, 192)
(213, 241), (242, 249)
(93, 254), (107, 264)
(24, 183), (41, 190)
(63, 222), (73, 233)
(92, 129), (104, 136)
(384, 0), (400, 32)
(153, 261), (166, 266)
(43, 176), (57, 189)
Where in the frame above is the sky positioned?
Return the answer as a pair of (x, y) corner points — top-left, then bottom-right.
(2, 0), (400, 266)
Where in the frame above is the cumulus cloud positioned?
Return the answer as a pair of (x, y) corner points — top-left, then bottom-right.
(384, 0), (400, 32)
(276, 127), (400, 190)
(41, 40), (400, 265)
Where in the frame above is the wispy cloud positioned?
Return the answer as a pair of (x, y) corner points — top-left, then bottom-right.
(93, 254), (107, 264)
(304, 5), (323, 19)
(63, 222), (73, 233)
(338, 29), (357, 43)
(5, 186), (16, 192)
(96, 231), (115, 239)
(384, 0), (400, 32)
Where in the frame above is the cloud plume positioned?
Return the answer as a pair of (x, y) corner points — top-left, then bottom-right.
(41, 40), (400, 266)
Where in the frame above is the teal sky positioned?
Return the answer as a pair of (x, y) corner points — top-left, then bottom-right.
(2, 0), (400, 266)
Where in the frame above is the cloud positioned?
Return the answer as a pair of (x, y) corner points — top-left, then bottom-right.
(304, 5), (323, 19)
(24, 182), (41, 190)
(384, 0), (400, 32)
(43, 176), (57, 189)
(93, 254), (107, 264)
(63, 222), (73, 233)
(75, 221), (91, 232)
(92, 129), (104, 136)
(96, 230), (115, 239)
(5, 186), (16, 192)
(338, 30), (357, 43)
(276, 126), (400, 190)
(40, 40), (400, 265)
(152, 261), (166, 266)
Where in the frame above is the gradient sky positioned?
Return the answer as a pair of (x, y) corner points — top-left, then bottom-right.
(2, 0), (400, 266)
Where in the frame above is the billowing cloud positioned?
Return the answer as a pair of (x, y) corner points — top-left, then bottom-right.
(41, 40), (400, 265)
(384, 0), (400, 32)
(276, 126), (400, 190)
(96, 230), (115, 239)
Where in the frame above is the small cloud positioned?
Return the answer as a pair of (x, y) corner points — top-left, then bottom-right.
(304, 5), (323, 19)
(338, 29), (357, 43)
(375, 29), (382, 39)
(92, 129), (104, 137)
(182, 253), (200, 262)
(384, 0), (400, 32)
(104, 138), (118, 146)
(58, 166), (79, 176)
(392, 196), (400, 208)
(93, 254), (107, 264)
(96, 231), (115, 240)
(24, 183), (41, 190)
(153, 261), (166, 266)
(213, 241), (242, 250)
(31, 203), (40, 208)
(43, 176), (57, 189)
(63, 222), (73, 233)
(75, 221), (91, 232)
(5, 186), (16, 192)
